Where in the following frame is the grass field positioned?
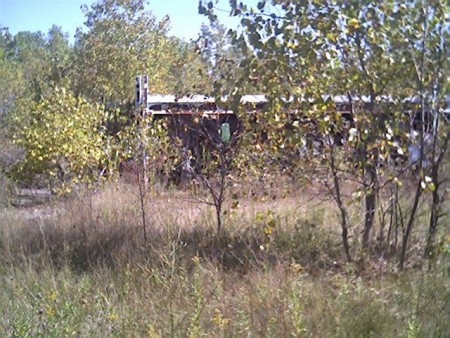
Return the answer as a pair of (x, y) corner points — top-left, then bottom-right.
(0, 182), (449, 337)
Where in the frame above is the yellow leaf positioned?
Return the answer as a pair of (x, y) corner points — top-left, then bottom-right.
(348, 18), (360, 29)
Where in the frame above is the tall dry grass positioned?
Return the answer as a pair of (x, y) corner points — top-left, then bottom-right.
(0, 181), (448, 337)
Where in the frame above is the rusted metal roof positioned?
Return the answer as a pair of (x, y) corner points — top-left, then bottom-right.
(142, 94), (450, 116)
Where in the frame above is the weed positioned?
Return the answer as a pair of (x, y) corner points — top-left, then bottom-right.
(0, 182), (448, 336)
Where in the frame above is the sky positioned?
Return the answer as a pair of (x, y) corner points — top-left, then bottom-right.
(0, 0), (258, 43)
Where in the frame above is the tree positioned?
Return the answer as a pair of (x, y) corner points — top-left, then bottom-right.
(196, 22), (260, 96)
(46, 25), (74, 89)
(74, 0), (185, 108)
(0, 25), (74, 116)
(117, 109), (177, 242)
(397, 0), (449, 268)
(0, 29), (22, 117)
(170, 39), (212, 96)
(10, 31), (52, 102)
(8, 87), (116, 193)
(199, 0), (447, 263)
(181, 116), (239, 233)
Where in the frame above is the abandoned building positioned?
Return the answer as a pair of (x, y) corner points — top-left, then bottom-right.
(132, 75), (449, 181)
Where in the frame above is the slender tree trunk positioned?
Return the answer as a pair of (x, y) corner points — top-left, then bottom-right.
(399, 97), (425, 269)
(138, 170), (147, 244)
(387, 182), (399, 255)
(329, 144), (352, 262)
(399, 181), (422, 270)
(424, 181), (440, 260)
(362, 171), (377, 248)
(353, 33), (381, 250)
(215, 146), (227, 234)
(424, 132), (449, 260)
(215, 202), (222, 234)
(333, 172), (352, 262)
(362, 92), (378, 249)
(139, 109), (149, 244)
(377, 189), (387, 255)
(399, 2), (431, 270)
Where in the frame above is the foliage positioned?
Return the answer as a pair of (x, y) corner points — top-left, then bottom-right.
(74, 0), (197, 107)
(0, 1), (449, 336)
(0, 34), (22, 117)
(405, 0), (449, 263)
(8, 88), (116, 193)
(171, 40), (212, 95)
(171, 116), (238, 232)
(46, 25), (74, 89)
(197, 22), (260, 96)
(199, 0), (449, 263)
(0, 0), (447, 273)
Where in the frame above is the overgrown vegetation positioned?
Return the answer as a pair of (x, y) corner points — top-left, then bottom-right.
(0, 184), (449, 337)
(0, 0), (449, 336)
